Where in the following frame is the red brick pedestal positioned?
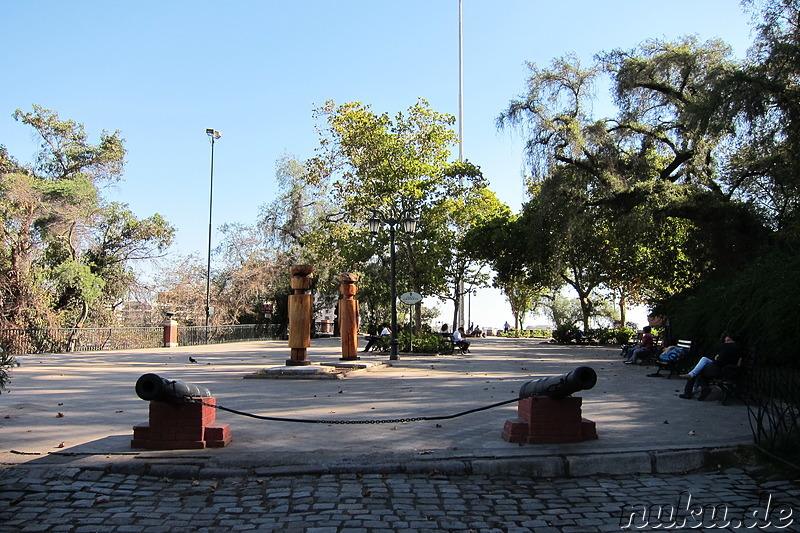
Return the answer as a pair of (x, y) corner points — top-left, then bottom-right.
(131, 397), (232, 450)
(162, 317), (178, 347)
(502, 396), (597, 444)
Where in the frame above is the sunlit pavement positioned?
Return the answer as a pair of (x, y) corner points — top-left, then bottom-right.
(0, 337), (753, 470)
(1, 337), (796, 531)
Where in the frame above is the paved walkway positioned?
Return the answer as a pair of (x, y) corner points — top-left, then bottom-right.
(1, 466), (797, 532)
(1, 337), (797, 531)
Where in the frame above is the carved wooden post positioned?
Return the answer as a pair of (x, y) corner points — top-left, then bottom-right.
(287, 264), (314, 366)
(339, 272), (359, 361)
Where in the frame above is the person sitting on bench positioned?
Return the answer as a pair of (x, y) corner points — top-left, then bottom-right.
(363, 324), (391, 352)
(624, 326), (654, 364)
(452, 326), (471, 353)
(679, 333), (745, 400)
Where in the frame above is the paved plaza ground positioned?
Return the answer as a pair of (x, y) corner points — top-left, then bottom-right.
(0, 336), (797, 531)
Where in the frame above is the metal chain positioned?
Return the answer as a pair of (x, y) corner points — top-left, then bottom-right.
(183, 396), (519, 425)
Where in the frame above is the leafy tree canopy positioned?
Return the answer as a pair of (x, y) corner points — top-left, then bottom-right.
(1, 106), (173, 331)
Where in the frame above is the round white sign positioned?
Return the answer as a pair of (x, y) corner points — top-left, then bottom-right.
(399, 291), (423, 305)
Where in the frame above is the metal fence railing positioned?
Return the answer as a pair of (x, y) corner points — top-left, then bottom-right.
(0, 326), (164, 354)
(746, 366), (800, 470)
(0, 323), (288, 355)
(178, 324), (287, 347)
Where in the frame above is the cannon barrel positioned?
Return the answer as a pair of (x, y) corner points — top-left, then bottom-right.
(135, 373), (212, 405)
(519, 366), (597, 399)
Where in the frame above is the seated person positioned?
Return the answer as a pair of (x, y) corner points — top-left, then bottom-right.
(452, 326), (471, 353)
(679, 333), (745, 400)
(624, 326), (654, 364)
(363, 324), (391, 352)
(572, 329), (584, 342)
(657, 344), (685, 362)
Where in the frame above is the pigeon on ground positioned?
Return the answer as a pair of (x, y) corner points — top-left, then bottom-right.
(188, 356), (197, 363)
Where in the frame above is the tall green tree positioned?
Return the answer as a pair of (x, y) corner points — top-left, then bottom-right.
(432, 162), (506, 329)
(498, 274), (545, 331)
(722, 0), (800, 235)
(0, 106), (174, 332)
(306, 99), (494, 329)
(493, 37), (768, 325)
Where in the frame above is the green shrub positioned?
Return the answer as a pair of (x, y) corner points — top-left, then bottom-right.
(614, 327), (635, 344)
(496, 329), (551, 338)
(552, 324), (575, 343)
(663, 246), (800, 367)
(0, 349), (19, 393)
(404, 333), (448, 353)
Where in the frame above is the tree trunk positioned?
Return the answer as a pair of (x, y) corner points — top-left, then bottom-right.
(67, 301), (89, 352)
(579, 294), (591, 332)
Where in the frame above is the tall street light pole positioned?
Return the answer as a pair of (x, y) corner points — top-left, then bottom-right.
(368, 210), (417, 361)
(457, 0), (466, 330)
(205, 128), (221, 331)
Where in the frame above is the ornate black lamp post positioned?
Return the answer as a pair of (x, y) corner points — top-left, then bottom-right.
(367, 210), (417, 361)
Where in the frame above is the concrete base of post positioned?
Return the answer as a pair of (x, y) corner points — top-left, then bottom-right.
(131, 397), (232, 450)
(502, 396), (597, 444)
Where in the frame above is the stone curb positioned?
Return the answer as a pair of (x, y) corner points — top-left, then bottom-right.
(1, 446), (743, 480)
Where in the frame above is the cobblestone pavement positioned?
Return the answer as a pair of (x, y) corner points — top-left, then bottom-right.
(1, 466), (797, 532)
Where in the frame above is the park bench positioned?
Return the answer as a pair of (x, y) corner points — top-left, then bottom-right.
(439, 333), (469, 355)
(620, 335), (662, 364)
(709, 351), (755, 405)
(364, 334), (390, 353)
(649, 339), (692, 378)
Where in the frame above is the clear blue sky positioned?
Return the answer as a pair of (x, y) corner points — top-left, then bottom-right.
(1, 1), (755, 328)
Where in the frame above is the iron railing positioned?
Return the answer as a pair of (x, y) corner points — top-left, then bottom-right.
(178, 324), (287, 346)
(0, 323), (288, 355)
(746, 366), (800, 470)
(0, 326), (163, 354)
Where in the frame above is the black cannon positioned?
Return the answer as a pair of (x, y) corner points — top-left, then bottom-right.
(518, 366), (597, 400)
(135, 373), (212, 406)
